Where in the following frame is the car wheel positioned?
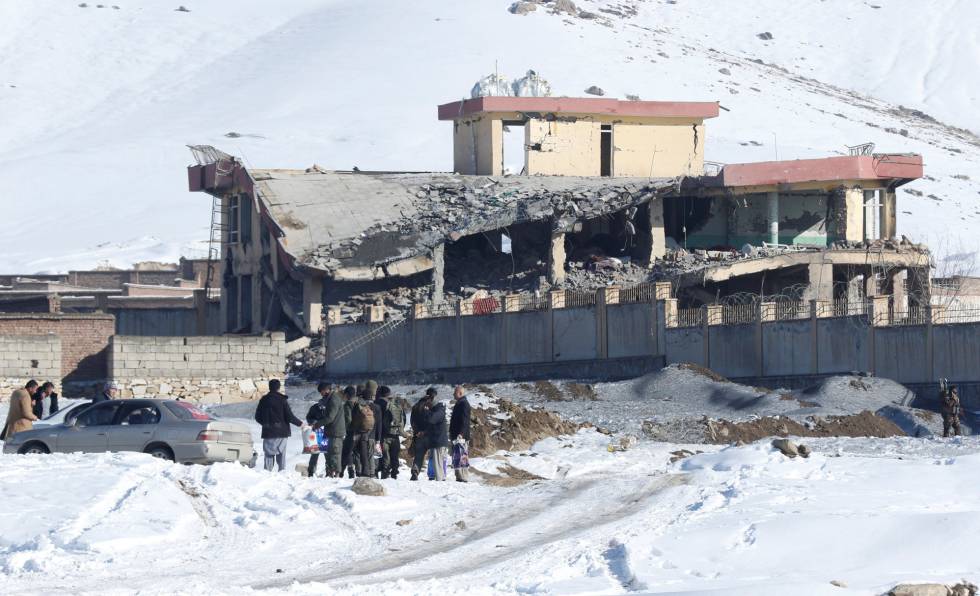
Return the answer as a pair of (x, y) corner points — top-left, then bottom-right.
(19, 442), (49, 455)
(145, 445), (175, 462)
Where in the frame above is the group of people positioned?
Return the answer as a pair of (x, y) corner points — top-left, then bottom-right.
(0, 379), (59, 441)
(253, 379), (471, 482)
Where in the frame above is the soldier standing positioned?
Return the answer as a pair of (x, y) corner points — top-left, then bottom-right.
(941, 384), (962, 438)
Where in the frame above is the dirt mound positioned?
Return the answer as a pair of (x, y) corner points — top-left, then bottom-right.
(517, 380), (598, 402)
(469, 398), (585, 457)
(706, 411), (906, 444)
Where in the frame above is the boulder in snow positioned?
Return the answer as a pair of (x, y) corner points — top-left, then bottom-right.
(509, 1), (538, 15)
(888, 584), (954, 596)
(351, 477), (387, 496)
(771, 438), (799, 458)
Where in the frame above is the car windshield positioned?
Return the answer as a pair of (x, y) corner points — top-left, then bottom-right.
(164, 401), (214, 421)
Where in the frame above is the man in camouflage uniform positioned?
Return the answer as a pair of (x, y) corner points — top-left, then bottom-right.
(941, 384), (962, 438)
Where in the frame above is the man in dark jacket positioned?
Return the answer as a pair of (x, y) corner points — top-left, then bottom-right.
(25, 380), (41, 419)
(377, 386), (405, 479)
(410, 388), (436, 481)
(341, 385), (358, 478)
(306, 382), (345, 477)
(426, 397), (450, 481)
(254, 379), (303, 472)
(449, 385), (472, 483)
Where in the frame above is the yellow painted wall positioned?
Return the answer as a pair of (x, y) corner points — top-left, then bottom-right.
(844, 187), (865, 243)
(525, 119), (601, 176)
(612, 121), (704, 177)
(452, 117), (502, 175)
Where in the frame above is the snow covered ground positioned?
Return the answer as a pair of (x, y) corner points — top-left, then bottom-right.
(1, 0), (978, 272)
(2, 418), (979, 595)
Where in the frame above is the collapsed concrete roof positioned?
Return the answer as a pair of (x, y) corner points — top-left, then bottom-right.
(249, 168), (679, 279)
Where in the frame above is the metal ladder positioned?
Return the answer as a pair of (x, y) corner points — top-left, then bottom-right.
(330, 317), (407, 360)
(203, 194), (225, 299)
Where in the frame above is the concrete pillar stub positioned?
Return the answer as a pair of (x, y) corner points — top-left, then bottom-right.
(654, 281), (672, 300)
(412, 303), (427, 320)
(865, 271), (879, 298)
(847, 274), (864, 311)
(871, 295), (890, 327)
(663, 298), (679, 328)
(549, 290), (565, 309)
(931, 304), (948, 325)
(805, 263), (834, 303)
(302, 276), (324, 335)
(766, 191), (779, 245)
(603, 286), (620, 305)
(891, 268), (908, 315)
(326, 307), (343, 326)
(706, 304), (724, 326)
(548, 232), (567, 284)
(504, 294), (521, 312)
(814, 299), (832, 318)
(760, 301), (777, 322)
(363, 305), (385, 323)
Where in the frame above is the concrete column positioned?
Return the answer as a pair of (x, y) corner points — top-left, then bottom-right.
(663, 298), (678, 328)
(706, 304), (724, 325)
(431, 244), (445, 305)
(891, 268), (908, 317)
(648, 197), (666, 262)
(654, 281), (672, 301)
(871, 295), (891, 327)
(879, 190), (896, 239)
(302, 276), (323, 335)
(193, 288), (208, 334)
(596, 288), (609, 359)
(766, 191), (779, 245)
(548, 231), (567, 285)
(805, 263), (833, 303)
(843, 188), (865, 243)
(864, 269), (878, 298)
(847, 273), (864, 313)
(863, 190), (878, 241)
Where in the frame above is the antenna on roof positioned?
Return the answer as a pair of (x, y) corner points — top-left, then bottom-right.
(772, 132), (778, 161)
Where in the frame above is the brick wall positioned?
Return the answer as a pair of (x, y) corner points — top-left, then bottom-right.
(110, 333), (286, 403)
(0, 335), (62, 398)
(0, 314), (114, 392)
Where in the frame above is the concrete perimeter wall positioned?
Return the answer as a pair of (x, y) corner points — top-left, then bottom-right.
(0, 335), (62, 398)
(328, 300), (980, 402)
(110, 333), (286, 403)
(327, 301), (660, 376)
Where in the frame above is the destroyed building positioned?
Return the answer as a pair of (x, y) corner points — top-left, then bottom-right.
(187, 96), (926, 337)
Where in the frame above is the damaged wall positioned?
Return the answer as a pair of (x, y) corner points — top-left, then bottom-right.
(612, 119), (705, 177)
(728, 193), (831, 247)
(526, 119), (601, 176)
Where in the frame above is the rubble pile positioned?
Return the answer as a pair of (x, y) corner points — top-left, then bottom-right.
(302, 174), (678, 274)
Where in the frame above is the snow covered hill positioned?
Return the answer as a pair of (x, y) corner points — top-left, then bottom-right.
(1, 0), (978, 273)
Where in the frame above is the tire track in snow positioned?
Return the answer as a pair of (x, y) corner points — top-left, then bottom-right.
(256, 472), (687, 590)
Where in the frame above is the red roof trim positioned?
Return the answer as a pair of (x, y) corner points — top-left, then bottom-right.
(720, 154), (923, 187)
(438, 96), (720, 120)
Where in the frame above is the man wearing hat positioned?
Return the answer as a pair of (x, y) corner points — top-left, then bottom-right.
(93, 381), (119, 403)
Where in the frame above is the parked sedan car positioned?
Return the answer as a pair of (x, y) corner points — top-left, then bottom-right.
(3, 399), (256, 465)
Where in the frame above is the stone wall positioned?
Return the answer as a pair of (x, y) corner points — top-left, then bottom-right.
(109, 333), (286, 403)
(0, 335), (62, 398)
(0, 314), (114, 392)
